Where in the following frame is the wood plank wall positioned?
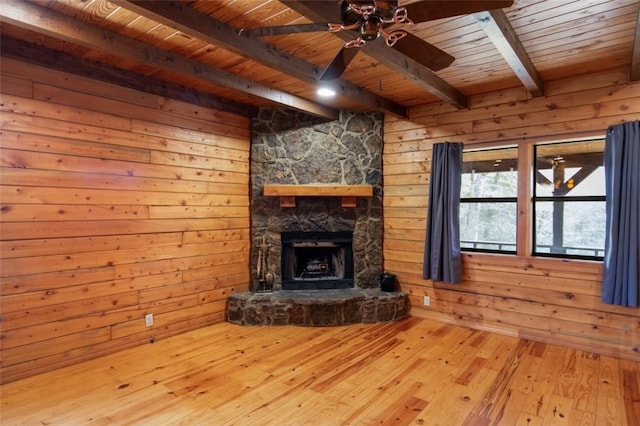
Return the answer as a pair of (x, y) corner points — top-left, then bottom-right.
(0, 58), (251, 384)
(383, 66), (640, 361)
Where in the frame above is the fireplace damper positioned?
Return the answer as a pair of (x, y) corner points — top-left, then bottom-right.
(281, 231), (354, 290)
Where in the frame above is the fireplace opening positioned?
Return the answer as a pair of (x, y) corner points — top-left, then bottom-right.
(281, 231), (354, 290)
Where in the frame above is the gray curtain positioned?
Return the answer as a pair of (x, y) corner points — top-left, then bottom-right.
(423, 142), (463, 283)
(602, 120), (640, 307)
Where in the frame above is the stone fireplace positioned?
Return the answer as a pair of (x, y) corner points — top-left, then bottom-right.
(249, 109), (383, 292)
(227, 109), (407, 326)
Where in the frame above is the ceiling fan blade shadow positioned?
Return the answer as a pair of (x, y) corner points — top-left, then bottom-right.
(391, 32), (454, 71)
(318, 47), (360, 80)
(403, 0), (514, 23)
(239, 23), (330, 37)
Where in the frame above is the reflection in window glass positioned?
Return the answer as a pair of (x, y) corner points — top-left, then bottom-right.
(533, 140), (605, 259)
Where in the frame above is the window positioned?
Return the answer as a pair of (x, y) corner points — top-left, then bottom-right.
(533, 140), (605, 260)
(460, 147), (518, 253)
(459, 139), (605, 260)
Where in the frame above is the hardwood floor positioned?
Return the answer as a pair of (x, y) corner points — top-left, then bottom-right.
(1, 317), (638, 425)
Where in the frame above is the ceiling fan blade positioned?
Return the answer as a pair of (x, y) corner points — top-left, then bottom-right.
(238, 23), (330, 38)
(375, 0), (398, 8)
(403, 1), (514, 23)
(318, 46), (360, 80)
(390, 32), (454, 71)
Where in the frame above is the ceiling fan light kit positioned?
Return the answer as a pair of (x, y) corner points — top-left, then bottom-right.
(317, 87), (337, 97)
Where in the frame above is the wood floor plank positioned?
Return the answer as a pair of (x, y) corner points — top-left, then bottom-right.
(1, 317), (638, 425)
(571, 352), (600, 411)
(622, 365), (640, 425)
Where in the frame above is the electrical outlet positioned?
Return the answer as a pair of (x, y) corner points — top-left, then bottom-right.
(145, 313), (154, 327)
(423, 296), (431, 306)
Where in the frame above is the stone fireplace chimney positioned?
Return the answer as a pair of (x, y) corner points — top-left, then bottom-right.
(250, 109), (383, 292)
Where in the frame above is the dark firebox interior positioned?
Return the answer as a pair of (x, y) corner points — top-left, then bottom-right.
(281, 231), (354, 290)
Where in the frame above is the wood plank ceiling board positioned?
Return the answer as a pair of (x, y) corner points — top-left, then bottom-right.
(507, 0), (639, 81)
(0, 0), (339, 119)
(474, 9), (544, 97)
(520, 8), (637, 55)
(509, 0), (630, 36)
(1, 36), (256, 116)
(18, 0), (265, 104)
(182, 6), (382, 115)
(281, 0), (470, 109)
(1, 0), (638, 115)
(204, 0), (299, 29)
(217, 0), (436, 107)
(403, 14), (524, 96)
(112, 0), (407, 117)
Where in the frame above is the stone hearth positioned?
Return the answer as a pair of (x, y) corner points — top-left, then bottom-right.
(228, 289), (408, 326)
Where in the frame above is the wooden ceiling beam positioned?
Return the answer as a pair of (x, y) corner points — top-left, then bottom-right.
(0, 0), (339, 121)
(113, 0), (407, 118)
(631, 0), (640, 81)
(282, 0), (469, 110)
(474, 9), (545, 97)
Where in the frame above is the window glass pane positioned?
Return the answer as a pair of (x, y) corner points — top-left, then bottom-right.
(535, 200), (605, 257)
(460, 202), (516, 252)
(535, 140), (605, 197)
(461, 147), (518, 198)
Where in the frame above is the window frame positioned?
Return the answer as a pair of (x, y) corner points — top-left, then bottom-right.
(531, 141), (606, 261)
(459, 135), (605, 262)
(460, 147), (519, 255)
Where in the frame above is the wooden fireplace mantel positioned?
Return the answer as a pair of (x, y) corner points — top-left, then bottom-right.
(263, 184), (373, 208)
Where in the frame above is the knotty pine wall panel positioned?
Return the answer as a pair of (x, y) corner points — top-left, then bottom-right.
(0, 58), (251, 384)
(383, 67), (640, 361)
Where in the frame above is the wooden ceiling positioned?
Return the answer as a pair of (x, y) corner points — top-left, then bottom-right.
(1, 0), (639, 120)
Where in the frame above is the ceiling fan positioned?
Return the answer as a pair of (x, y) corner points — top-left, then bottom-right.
(239, 0), (514, 81)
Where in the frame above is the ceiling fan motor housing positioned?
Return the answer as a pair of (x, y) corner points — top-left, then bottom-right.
(360, 19), (381, 41)
(342, 0), (387, 41)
